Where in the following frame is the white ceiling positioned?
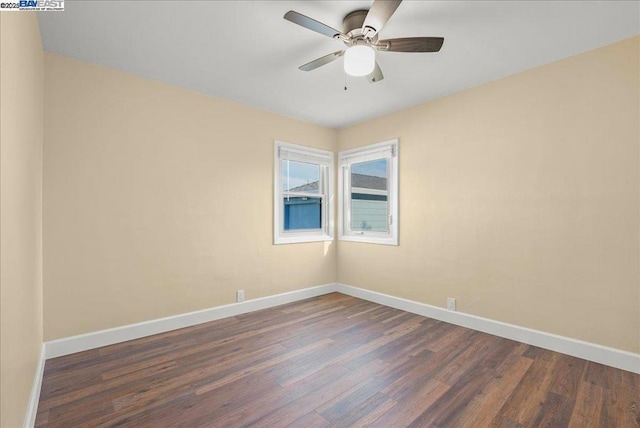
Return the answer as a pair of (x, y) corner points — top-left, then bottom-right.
(38, 1), (639, 129)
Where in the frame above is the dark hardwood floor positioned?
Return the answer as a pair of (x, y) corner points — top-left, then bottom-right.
(36, 293), (639, 427)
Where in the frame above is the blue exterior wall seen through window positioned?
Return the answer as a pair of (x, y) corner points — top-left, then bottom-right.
(284, 197), (321, 230)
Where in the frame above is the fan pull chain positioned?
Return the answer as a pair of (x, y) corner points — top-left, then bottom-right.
(344, 72), (348, 91)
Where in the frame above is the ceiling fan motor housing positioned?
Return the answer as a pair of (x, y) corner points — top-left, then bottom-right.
(343, 10), (369, 39)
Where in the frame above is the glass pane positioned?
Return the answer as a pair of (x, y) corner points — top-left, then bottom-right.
(282, 160), (320, 193)
(350, 159), (388, 232)
(283, 197), (322, 230)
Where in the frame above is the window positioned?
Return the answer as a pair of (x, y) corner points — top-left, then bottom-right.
(274, 141), (334, 244)
(339, 139), (398, 245)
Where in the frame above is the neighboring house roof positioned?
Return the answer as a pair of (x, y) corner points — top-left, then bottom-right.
(287, 173), (386, 193)
(288, 181), (319, 193)
(351, 173), (386, 191)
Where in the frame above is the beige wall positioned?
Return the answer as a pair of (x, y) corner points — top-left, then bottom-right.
(338, 37), (640, 353)
(43, 53), (337, 340)
(43, 36), (638, 354)
(0, 12), (44, 428)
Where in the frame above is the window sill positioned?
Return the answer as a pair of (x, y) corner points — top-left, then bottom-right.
(274, 235), (334, 245)
(338, 235), (398, 246)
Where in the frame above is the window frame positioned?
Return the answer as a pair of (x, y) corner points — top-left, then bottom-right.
(338, 139), (399, 246)
(274, 140), (334, 245)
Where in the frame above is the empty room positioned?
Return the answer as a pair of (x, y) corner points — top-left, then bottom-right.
(1, 1), (639, 427)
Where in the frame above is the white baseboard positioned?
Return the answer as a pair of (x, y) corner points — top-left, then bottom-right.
(24, 344), (46, 428)
(45, 283), (338, 359)
(336, 283), (640, 374)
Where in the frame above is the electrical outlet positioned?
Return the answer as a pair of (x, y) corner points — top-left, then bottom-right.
(236, 290), (245, 302)
(447, 297), (456, 311)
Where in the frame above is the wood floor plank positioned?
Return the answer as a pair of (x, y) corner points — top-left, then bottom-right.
(452, 352), (533, 427)
(405, 339), (517, 427)
(327, 392), (397, 428)
(492, 350), (562, 425)
(101, 368), (283, 427)
(35, 293), (640, 427)
(369, 379), (450, 427)
(381, 338), (480, 402)
(316, 377), (383, 421)
(568, 381), (605, 427)
(286, 410), (330, 428)
(528, 391), (575, 428)
(241, 358), (389, 427)
(603, 364), (640, 427)
(549, 353), (587, 399)
(193, 338), (333, 395)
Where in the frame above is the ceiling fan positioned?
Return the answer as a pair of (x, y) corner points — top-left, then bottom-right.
(284, 0), (444, 83)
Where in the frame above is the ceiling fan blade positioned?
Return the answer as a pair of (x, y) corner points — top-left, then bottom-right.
(377, 37), (444, 52)
(284, 11), (343, 39)
(366, 62), (384, 83)
(361, 0), (402, 39)
(299, 50), (344, 71)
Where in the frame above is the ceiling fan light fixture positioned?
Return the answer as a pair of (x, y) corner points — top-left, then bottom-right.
(344, 45), (375, 76)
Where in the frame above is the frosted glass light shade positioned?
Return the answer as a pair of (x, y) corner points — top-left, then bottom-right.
(344, 46), (375, 76)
